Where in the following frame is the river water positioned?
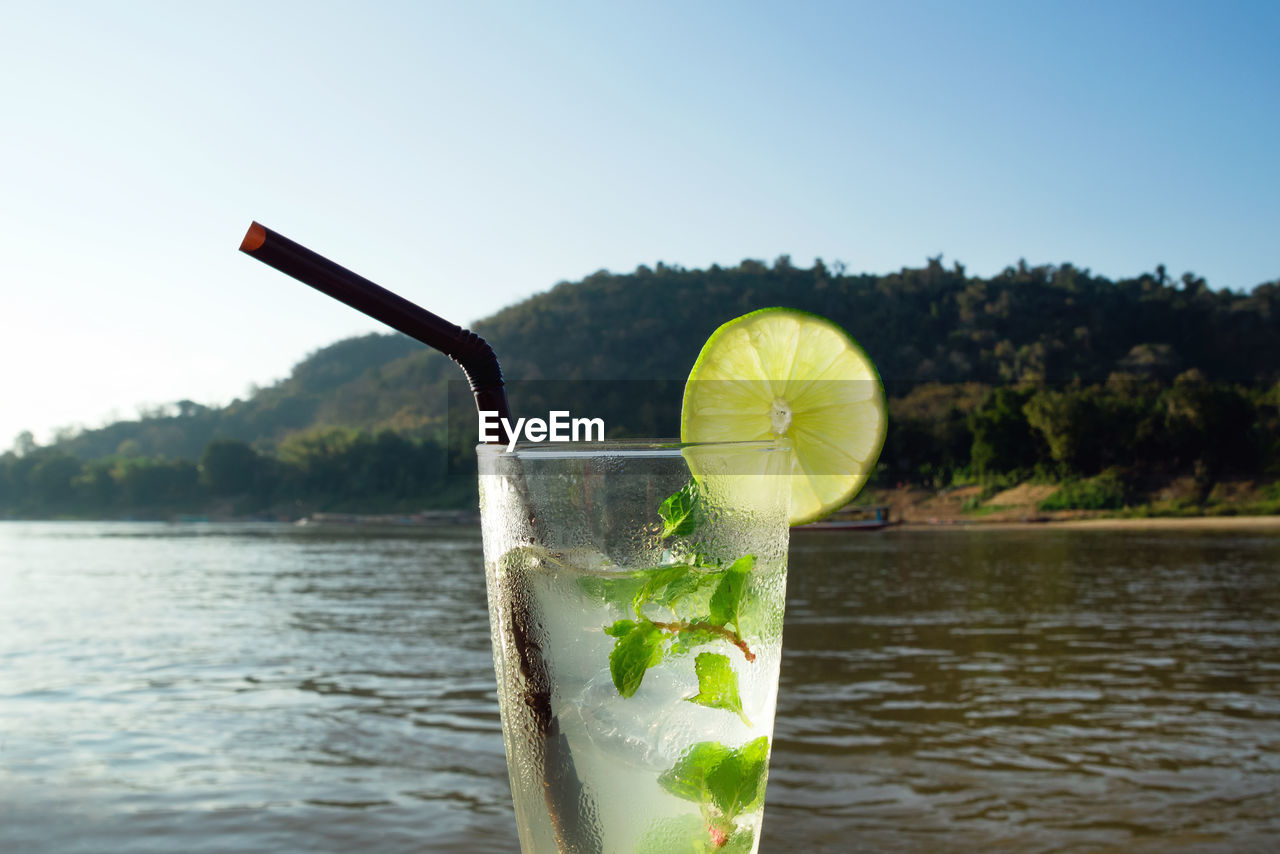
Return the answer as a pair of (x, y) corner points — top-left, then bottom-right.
(1, 522), (1277, 852)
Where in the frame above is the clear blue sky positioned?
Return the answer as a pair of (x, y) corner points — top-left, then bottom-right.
(2, 0), (1277, 447)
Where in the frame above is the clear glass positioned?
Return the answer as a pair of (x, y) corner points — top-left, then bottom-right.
(477, 440), (792, 854)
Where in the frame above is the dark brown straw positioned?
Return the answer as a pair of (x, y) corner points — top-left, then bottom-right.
(238, 222), (597, 852)
(240, 222), (511, 444)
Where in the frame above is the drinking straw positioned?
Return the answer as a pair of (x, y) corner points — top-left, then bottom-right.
(239, 222), (511, 445)
(239, 222), (597, 852)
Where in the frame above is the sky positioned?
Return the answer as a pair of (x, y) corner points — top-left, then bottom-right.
(2, 0), (1277, 449)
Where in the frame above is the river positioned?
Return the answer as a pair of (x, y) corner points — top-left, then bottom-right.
(1, 522), (1277, 852)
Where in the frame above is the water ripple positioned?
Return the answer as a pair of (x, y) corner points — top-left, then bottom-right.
(3, 522), (1280, 851)
(765, 527), (1280, 851)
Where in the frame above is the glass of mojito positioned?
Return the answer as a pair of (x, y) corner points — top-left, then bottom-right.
(478, 439), (792, 854)
(236, 225), (884, 852)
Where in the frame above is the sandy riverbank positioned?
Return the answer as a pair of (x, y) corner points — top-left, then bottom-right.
(893, 515), (1280, 532)
(867, 479), (1280, 532)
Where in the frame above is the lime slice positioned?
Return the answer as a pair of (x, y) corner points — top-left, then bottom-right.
(680, 308), (886, 525)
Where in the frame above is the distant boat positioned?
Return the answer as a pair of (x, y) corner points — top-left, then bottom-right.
(794, 504), (893, 531)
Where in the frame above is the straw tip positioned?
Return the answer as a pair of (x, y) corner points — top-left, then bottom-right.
(240, 222), (267, 253)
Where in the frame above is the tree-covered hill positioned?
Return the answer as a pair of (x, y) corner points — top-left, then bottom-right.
(5, 256), (1280, 518)
(483, 258), (1280, 390)
(50, 256), (1280, 461)
(55, 333), (429, 461)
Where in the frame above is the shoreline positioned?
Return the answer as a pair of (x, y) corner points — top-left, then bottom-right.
(869, 479), (1280, 533)
(890, 514), (1280, 532)
(5, 509), (1279, 533)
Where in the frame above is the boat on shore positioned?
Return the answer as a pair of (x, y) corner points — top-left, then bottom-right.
(794, 504), (894, 531)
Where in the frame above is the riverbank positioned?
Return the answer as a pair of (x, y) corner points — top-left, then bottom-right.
(893, 515), (1280, 532)
(867, 477), (1280, 529)
(6, 476), (1279, 530)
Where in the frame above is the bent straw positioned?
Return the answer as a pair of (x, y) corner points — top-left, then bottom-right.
(238, 222), (597, 852)
(239, 222), (511, 445)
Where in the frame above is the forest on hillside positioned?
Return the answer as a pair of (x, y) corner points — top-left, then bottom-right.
(3, 257), (1279, 518)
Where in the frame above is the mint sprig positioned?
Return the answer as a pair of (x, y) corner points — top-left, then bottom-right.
(706, 736), (770, 819)
(599, 481), (771, 851)
(658, 479), (704, 538)
(687, 652), (751, 726)
(659, 736), (770, 822)
(634, 564), (709, 615)
(601, 559), (757, 697)
(657, 740), (732, 803)
(607, 618), (665, 698)
(708, 555), (754, 635)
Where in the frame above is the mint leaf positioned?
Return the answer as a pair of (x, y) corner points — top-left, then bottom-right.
(609, 619), (665, 697)
(634, 564), (700, 615)
(658, 740), (732, 803)
(706, 736), (770, 820)
(687, 653), (751, 726)
(708, 555), (755, 632)
(604, 618), (637, 638)
(580, 574), (645, 611)
(624, 562), (734, 620)
(658, 738), (771, 827)
(659, 480), (702, 538)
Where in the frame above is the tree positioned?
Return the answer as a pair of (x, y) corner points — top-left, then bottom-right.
(968, 387), (1042, 476)
(27, 454), (83, 506)
(176, 400), (209, 419)
(74, 461), (119, 507)
(1162, 371), (1257, 483)
(1023, 388), (1110, 475)
(113, 458), (200, 507)
(200, 439), (266, 497)
(12, 431), (37, 457)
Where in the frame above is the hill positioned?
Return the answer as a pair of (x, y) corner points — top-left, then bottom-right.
(4, 257), (1279, 518)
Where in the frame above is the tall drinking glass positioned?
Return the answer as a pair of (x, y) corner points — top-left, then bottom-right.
(478, 440), (792, 854)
